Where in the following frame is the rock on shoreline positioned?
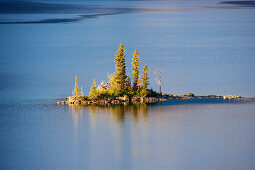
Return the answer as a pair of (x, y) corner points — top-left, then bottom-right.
(57, 96), (160, 106)
(57, 94), (241, 106)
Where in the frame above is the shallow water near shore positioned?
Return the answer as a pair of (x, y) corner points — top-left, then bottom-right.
(1, 98), (255, 169)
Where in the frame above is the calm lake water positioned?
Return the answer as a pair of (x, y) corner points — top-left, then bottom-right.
(1, 99), (255, 169)
(0, 0), (255, 169)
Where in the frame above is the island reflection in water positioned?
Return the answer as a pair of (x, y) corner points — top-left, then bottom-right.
(68, 103), (157, 169)
(64, 99), (255, 169)
(0, 98), (254, 169)
(69, 103), (150, 124)
(68, 97), (252, 127)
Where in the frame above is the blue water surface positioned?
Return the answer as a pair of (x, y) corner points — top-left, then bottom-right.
(0, 0), (255, 169)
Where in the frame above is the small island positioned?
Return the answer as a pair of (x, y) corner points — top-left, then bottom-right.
(57, 44), (241, 106)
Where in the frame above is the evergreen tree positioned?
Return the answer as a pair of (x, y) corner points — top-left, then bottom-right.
(126, 76), (132, 91)
(74, 75), (79, 96)
(131, 49), (141, 91)
(89, 79), (98, 100)
(141, 64), (149, 90)
(112, 43), (127, 91)
(137, 75), (142, 89)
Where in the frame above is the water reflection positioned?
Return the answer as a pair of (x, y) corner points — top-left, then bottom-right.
(69, 104), (85, 130)
(68, 103), (153, 167)
(68, 104), (152, 169)
(66, 100), (255, 169)
(67, 97), (253, 128)
(109, 103), (150, 123)
(69, 103), (152, 124)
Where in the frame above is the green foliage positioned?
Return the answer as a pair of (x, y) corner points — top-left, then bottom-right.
(147, 88), (161, 97)
(126, 76), (132, 92)
(89, 79), (98, 100)
(83, 96), (89, 100)
(126, 90), (136, 97)
(131, 49), (141, 91)
(141, 64), (149, 90)
(75, 96), (87, 101)
(139, 88), (160, 98)
(140, 88), (148, 97)
(107, 88), (121, 98)
(112, 43), (128, 91)
(85, 45), (153, 100)
(74, 75), (79, 96)
(97, 91), (111, 100)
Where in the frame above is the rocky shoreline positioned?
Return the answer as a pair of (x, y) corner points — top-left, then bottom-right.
(57, 96), (161, 106)
(57, 94), (241, 106)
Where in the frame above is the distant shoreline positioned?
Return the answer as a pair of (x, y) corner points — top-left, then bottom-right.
(0, 1), (177, 24)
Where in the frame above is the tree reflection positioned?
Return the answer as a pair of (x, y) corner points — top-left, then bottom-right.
(69, 104), (84, 114)
(108, 103), (149, 123)
(68, 103), (150, 124)
(69, 104), (84, 131)
(140, 103), (148, 121)
(109, 105), (125, 123)
(68, 103), (155, 168)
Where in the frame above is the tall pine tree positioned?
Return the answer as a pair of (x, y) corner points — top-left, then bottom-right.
(89, 79), (98, 100)
(74, 75), (79, 96)
(112, 43), (127, 91)
(131, 49), (141, 91)
(140, 64), (149, 97)
(141, 64), (149, 90)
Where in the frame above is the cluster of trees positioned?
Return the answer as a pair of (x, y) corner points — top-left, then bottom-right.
(88, 43), (150, 100)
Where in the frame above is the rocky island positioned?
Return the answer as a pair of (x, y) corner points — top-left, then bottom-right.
(57, 44), (241, 106)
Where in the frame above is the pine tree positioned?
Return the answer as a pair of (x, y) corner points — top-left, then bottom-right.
(112, 43), (127, 91)
(141, 64), (149, 90)
(89, 79), (98, 100)
(74, 75), (79, 96)
(131, 49), (141, 91)
(126, 76), (132, 91)
(137, 75), (142, 89)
